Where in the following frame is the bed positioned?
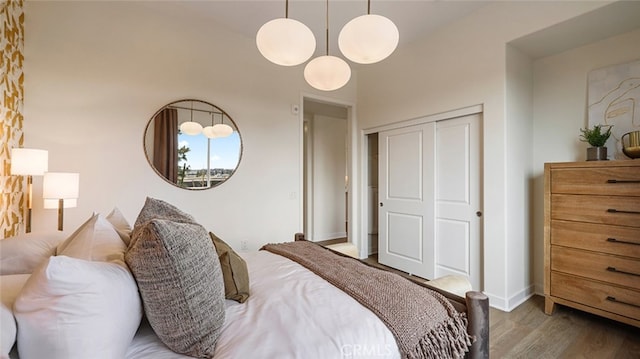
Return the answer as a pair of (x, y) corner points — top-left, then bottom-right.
(1, 198), (489, 359)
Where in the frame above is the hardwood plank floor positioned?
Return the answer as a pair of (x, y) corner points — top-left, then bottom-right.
(362, 255), (640, 358)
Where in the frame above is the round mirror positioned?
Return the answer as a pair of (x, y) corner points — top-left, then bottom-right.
(144, 99), (242, 190)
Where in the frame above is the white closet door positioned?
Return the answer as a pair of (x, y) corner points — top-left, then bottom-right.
(378, 123), (435, 279)
(435, 113), (482, 290)
(378, 113), (482, 289)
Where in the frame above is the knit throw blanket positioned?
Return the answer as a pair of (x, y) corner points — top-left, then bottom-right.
(261, 241), (472, 359)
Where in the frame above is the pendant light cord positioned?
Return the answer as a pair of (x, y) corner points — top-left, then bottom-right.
(285, 0), (289, 18)
(367, 0), (371, 14)
(325, 0), (329, 56)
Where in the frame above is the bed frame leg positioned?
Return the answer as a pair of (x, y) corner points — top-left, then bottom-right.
(465, 291), (489, 359)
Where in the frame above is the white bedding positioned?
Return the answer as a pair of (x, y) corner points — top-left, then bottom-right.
(126, 250), (400, 359)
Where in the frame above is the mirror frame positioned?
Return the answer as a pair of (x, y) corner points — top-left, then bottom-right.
(143, 99), (243, 190)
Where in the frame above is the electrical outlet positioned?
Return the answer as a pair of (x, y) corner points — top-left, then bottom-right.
(240, 240), (249, 251)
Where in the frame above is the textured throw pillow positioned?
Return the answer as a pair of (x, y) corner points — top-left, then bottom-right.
(13, 256), (142, 359)
(106, 207), (132, 246)
(210, 232), (250, 303)
(56, 213), (127, 264)
(126, 198), (226, 357)
(0, 232), (67, 275)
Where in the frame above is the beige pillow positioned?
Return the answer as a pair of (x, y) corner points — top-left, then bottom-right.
(210, 232), (250, 303)
(0, 232), (67, 275)
(56, 213), (127, 264)
(126, 198), (225, 357)
(106, 207), (132, 246)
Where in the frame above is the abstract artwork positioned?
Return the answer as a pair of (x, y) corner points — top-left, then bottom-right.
(587, 59), (640, 160)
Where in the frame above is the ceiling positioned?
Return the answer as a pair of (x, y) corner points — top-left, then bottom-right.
(145, 0), (489, 62)
(138, 1), (640, 64)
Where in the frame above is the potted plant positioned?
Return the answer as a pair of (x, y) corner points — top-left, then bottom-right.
(579, 124), (612, 161)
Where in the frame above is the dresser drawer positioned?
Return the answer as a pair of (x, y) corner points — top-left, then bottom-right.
(551, 220), (640, 259)
(551, 272), (640, 320)
(551, 246), (640, 289)
(551, 194), (640, 227)
(551, 167), (640, 196)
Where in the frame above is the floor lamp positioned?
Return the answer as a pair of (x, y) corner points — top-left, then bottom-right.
(10, 148), (49, 233)
(43, 172), (79, 231)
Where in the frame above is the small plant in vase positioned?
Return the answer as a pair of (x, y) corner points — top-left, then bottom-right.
(579, 124), (612, 161)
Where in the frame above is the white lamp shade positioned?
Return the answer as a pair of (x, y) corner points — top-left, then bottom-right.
(202, 126), (218, 139)
(304, 55), (352, 91)
(44, 198), (77, 209)
(179, 121), (203, 135)
(338, 14), (399, 64)
(256, 18), (316, 66)
(212, 124), (234, 138)
(43, 172), (79, 200)
(10, 148), (48, 176)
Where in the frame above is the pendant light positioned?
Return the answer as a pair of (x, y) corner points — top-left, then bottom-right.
(338, 0), (399, 64)
(179, 102), (202, 135)
(304, 0), (351, 91)
(202, 112), (218, 139)
(203, 112), (233, 139)
(256, 0), (316, 66)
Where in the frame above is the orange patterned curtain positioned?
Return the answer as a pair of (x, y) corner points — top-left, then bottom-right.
(0, 0), (25, 239)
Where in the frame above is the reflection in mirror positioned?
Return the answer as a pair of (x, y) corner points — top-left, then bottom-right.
(144, 99), (242, 190)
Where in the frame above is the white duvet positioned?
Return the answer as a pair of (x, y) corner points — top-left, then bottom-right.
(126, 251), (400, 359)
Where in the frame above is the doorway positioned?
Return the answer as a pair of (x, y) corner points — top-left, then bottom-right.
(302, 98), (351, 244)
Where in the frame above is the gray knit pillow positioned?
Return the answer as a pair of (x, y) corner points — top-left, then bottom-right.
(125, 198), (225, 358)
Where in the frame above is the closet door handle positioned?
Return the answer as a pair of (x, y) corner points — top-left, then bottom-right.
(607, 179), (640, 184)
(607, 237), (640, 246)
(607, 208), (640, 215)
(606, 296), (640, 309)
(606, 266), (640, 277)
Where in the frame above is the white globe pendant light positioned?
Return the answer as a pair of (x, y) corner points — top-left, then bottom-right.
(202, 125), (218, 139)
(256, 1), (316, 66)
(211, 123), (234, 138)
(339, 13), (398, 64)
(304, 55), (351, 91)
(180, 121), (203, 136)
(304, 0), (351, 91)
(179, 101), (203, 135)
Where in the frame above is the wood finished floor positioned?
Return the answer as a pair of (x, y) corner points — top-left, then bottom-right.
(361, 254), (640, 358)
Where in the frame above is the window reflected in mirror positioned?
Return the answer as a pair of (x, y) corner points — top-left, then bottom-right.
(144, 99), (242, 190)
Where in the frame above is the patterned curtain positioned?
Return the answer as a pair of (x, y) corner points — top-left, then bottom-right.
(0, 0), (25, 239)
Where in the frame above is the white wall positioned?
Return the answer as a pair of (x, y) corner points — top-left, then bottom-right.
(531, 27), (640, 293)
(505, 45), (534, 306)
(22, 1), (357, 251)
(310, 115), (347, 241)
(355, 1), (610, 310)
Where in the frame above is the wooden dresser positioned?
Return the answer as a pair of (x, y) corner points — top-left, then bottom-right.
(544, 160), (640, 328)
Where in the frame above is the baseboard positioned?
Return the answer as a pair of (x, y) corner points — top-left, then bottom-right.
(313, 232), (347, 242)
(483, 285), (535, 312)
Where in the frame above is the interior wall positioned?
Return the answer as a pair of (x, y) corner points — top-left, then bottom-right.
(0, 0), (25, 238)
(22, 1), (357, 250)
(531, 27), (640, 293)
(310, 115), (347, 241)
(356, 1), (609, 310)
(505, 44), (534, 306)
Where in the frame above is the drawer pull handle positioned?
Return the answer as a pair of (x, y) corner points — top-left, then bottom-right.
(607, 238), (640, 246)
(606, 208), (640, 215)
(607, 179), (640, 184)
(606, 296), (640, 309)
(606, 266), (640, 277)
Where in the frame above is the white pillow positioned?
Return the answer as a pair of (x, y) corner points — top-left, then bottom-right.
(0, 232), (67, 275)
(56, 213), (127, 263)
(13, 256), (142, 359)
(0, 274), (30, 358)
